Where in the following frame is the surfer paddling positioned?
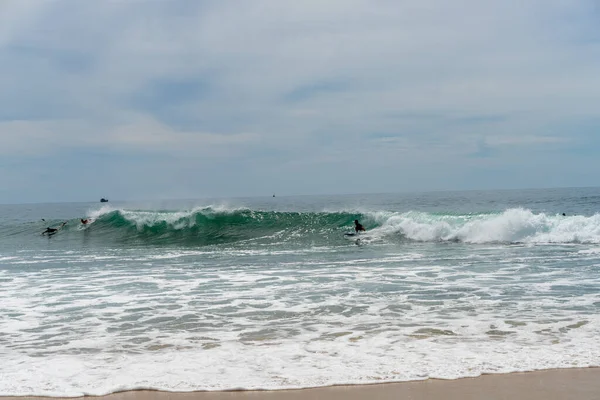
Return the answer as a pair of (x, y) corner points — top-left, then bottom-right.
(354, 220), (366, 233)
(42, 222), (67, 235)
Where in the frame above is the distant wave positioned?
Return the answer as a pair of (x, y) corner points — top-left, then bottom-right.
(15, 207), (600, 246)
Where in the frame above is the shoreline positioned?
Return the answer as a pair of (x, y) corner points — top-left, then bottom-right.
(4, 367), (599, 400)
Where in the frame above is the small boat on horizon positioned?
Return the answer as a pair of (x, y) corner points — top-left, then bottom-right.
(100, 198), (109, 203)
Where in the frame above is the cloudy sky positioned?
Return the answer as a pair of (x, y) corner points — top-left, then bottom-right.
(1, 0), (599, 203)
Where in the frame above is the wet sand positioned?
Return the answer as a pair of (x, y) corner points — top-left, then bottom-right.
(4, 367), (600, 400)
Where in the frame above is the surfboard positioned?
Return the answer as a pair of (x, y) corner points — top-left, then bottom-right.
(344, 231), (373, 245)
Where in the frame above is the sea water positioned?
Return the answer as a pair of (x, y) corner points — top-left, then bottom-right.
(0, 188), (599, 396)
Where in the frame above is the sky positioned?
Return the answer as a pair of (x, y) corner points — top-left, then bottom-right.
(0, 0), (599, 203)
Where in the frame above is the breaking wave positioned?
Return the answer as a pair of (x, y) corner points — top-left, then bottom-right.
(26, 207), (600, 246)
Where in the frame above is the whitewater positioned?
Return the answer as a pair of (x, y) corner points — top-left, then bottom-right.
(0, 188), (599, 396)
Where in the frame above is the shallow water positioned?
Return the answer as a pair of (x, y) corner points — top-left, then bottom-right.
(1, 188), (599, 396)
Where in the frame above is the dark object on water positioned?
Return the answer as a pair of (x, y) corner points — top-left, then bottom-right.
(43, 227), (58, 235)
(354, 220), (366, 232)
(42, 221), (67, 236)
(100, 198), (108, 203)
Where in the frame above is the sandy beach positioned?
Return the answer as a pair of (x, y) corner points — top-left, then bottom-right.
(4, 368), (599, 400)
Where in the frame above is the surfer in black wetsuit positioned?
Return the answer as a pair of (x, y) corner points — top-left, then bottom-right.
(354, 220), (366, 233)
(81, 218), (89, 225)
(42, 227), (57, 235)
(42, 222), (67, 235)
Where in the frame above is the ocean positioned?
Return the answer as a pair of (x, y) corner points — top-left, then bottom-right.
(1, 187), (599, 396)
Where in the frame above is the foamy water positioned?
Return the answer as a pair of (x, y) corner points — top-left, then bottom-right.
(1, 189), (600, 396)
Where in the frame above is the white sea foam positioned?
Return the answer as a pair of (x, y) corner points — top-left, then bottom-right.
(370, 208), (600, 244)
(1, 242), (600, 396)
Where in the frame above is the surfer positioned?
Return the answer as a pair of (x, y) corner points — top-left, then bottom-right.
(354, 219), (366, 233)
(81, 218), (89, 225)
(42, 222), (67, 235)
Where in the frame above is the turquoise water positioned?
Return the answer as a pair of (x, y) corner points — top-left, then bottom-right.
(1, 188), (599, 396)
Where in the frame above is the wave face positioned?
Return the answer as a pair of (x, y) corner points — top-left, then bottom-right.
(31, 206), (600, 246)
(78, 206), (361, 246)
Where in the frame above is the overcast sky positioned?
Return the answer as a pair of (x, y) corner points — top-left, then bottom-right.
(1, 0), (599, 203)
